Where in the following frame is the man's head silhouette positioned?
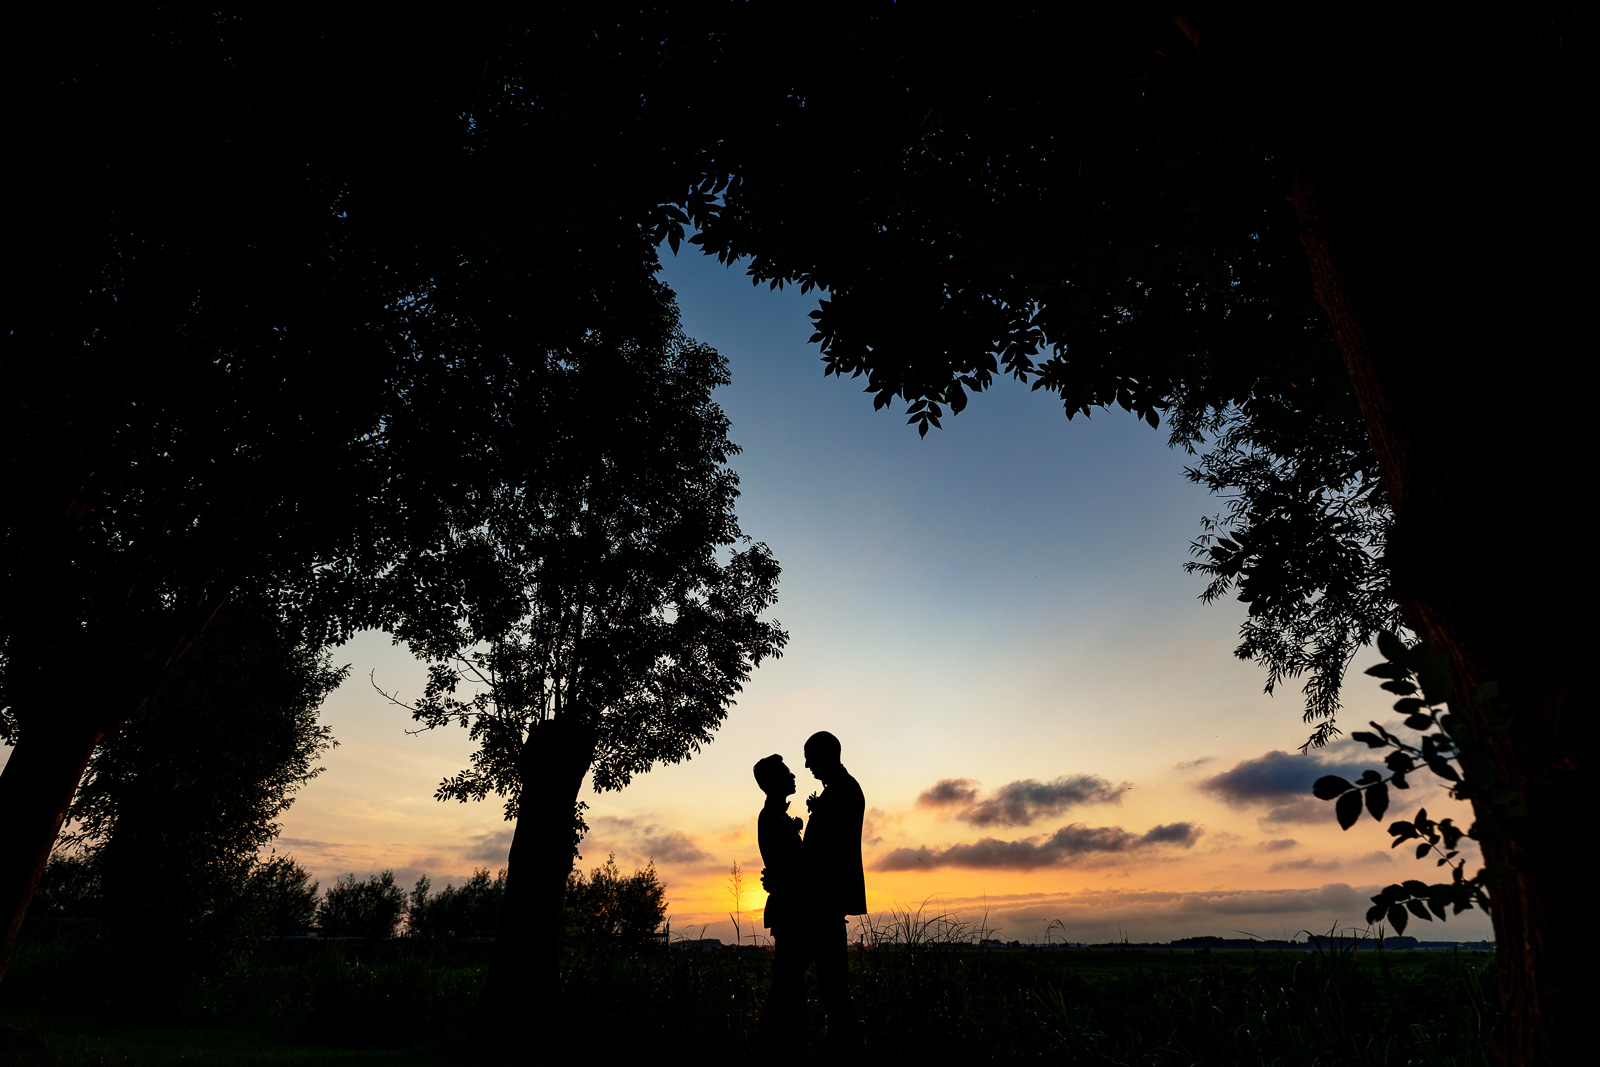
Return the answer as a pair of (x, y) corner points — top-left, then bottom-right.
(754, 754), (796, 799)
(804, 731), (843, 783)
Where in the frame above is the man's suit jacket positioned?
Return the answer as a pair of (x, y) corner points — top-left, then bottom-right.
(804, 766), (867, 916)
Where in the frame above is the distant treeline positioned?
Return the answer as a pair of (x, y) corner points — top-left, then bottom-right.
(27, 851), (666, 947)
(979, 935), (1494, 952)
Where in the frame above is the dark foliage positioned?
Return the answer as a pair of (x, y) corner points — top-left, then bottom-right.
(249, 856), (321, 938)
(378, 273), (786, 1013)
(60, 593), (340, 906)
(1314, 633), (1493, 936)
(1, 932), (1498, 1065)
(0, 5), (707, 980)
(565, 855), (667, 946)
(315, 872), (406, 942)
(1183, 394), (1402, 747)
(388, 285), (787, 808)
(22, 856), (101, 922)
(31, 596), (339, 987)
(406, 870), (505, 942)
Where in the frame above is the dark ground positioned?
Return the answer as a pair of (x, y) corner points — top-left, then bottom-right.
(1, 925), (1496, 1065)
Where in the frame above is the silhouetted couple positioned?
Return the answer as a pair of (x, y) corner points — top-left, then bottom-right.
(754, 730), (865, 1061)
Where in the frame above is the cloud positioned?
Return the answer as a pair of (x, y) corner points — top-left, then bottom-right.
(1168, 883), (1371, 917)
(1175, 757), (1215, 771)
(862, 807), (895, 848)
(917, 779), (981, 807)
(1257, 799), (1329, 827)
(1139, 823), (1201, 845)
(874, 821), (1201, 871)
(1269, 856), (1343, 873)
(918, 774), (1129, 828)
(902, 882), (1408, 933)
(463, 828), (515, 863)
(1198, 749), (1372, 811)
(640, 831), (711, 864)
(590, 814), (645, 836)
(578, 814), (719, 870)
(1258, 838), (1299, 852)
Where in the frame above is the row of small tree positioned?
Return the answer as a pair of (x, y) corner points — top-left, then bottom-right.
(31, 853), (666, 947)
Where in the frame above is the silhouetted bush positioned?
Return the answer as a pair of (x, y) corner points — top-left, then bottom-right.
(565, 854), (666, 947)
(314, 871), (404, 940)
(406, 868), (505, 940)
(248, 855), (319, 936)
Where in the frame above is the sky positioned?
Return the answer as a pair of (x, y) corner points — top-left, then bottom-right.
(32, 242), (1489, 945)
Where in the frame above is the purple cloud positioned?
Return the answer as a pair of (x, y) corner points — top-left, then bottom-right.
(875, 821), (1201, 871)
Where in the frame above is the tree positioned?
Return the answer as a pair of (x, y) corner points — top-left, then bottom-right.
(648, 2), (1398, 731)
(59, 591), (340, 944)
(0, 7), (700, 985)
(43, 591), (339, 989)
(565, 854), (668, 947)
(316, 871), (406, 941)
(380, 276), (785, 1019)
(250, 856), (320, 938)
(0, 9), (479, 983)
(407, 869), (506, 941)
(634, 6), (1591, 1061)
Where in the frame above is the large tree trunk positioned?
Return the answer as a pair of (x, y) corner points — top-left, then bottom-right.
(0, 711), (106, 985)
(477, 714), (598, 1027)
(1178, 7), (1591, 1061)
(0, 596), (212, 990)
(1268, 14), (1591, 1065)
(1294, 176), (1588, 1066)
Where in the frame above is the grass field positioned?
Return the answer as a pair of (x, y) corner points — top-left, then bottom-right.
(0, 925), (1496, 1065)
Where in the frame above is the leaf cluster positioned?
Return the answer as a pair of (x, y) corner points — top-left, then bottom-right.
(1183, 388), (1401, 746)
(1311, 632), (1489, 935)
(657, 7), (1326, 440)
(24, 854), (103, 921)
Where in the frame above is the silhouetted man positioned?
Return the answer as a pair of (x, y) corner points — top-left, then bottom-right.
(801, 729), (864, 1053)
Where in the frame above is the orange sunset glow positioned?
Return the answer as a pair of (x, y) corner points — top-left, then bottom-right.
(256, 245), (1487, 948)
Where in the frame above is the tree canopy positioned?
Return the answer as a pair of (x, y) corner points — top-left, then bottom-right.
(62, 593), (342, 879)
(5, 7), (1587, 1060)
(39, 594), (340, 992)
(385, 275), (786, 803)
(378, 274), (785, 1017)
(634, 8), (1590, 1062)
(0, 7), (697, 981)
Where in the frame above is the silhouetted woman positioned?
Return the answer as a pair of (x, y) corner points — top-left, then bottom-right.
(754, 754), (806, 1055)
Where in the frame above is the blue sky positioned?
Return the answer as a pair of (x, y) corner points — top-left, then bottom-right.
(16, 241), (1488, 944)
(260, 244), (1488, 943)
